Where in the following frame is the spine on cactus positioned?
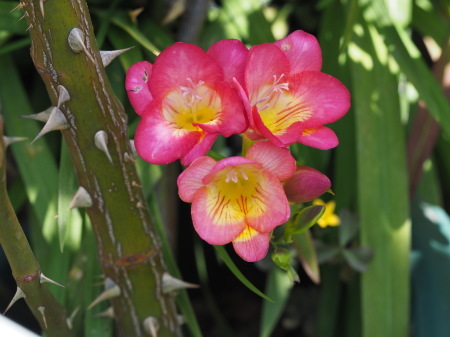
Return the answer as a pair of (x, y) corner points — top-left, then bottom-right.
(19, 1), (181, 336)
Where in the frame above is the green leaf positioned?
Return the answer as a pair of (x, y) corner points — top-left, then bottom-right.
(338, 210), (359, 247)
(284, 205), (325, 241)
(293, 230), (320, 284)
(259, 267), (293, 337)
(214, 245), (273, 302)
(110, 12), (160, 57)
(349, 15), (410, 337)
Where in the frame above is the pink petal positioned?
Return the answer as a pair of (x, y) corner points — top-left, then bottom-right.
(251, 107), (284, 146)
(177, 156), (217, 202)
(181, 133), (218, 166)
(208, 39), (248, 86)
(150, 43), (223, 99)
(288, 71), (350, 127)
(297, 126), (339, 150)
(232, 227), (271, 262)
(244, 169), (291, 233)
(194, 82), (248, 136)
(283, 166), (331, 204)
(135, 107), (199, 165)
(191, 186), (247, 245)
(233, 78), (254, 130)
(245, 141), (296, 181)
(125, 61), (153, 115)
(274, 30), (322, 73)
(245, 43), (290, 106)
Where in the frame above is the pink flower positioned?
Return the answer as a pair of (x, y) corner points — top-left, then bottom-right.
(177, 142), (295, 261)
(177, 141), (331, 261)
(126, 43), (248, 166)
(233, 30), (351, 149)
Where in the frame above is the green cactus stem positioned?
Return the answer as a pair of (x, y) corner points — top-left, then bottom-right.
(20, 1), (181, 336)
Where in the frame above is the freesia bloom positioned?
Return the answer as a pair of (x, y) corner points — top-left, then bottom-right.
(177, 142), (331, 262)
(126, 43), (247, 166)
(231, 30), (351, 149)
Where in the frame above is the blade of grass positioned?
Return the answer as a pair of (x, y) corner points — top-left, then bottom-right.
(259, 267), (293, 337)
(214, 245), (272, 302)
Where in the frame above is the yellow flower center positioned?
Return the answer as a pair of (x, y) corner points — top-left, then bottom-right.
(162, 78), (221, 132)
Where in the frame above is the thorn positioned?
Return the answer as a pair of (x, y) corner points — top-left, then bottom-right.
(94, 306), (115, 318)
(32, 107), (68, 143)
(143, 316), (159, 337)
(21, 107), (52, 123)
(67, 28), (95, 63)
(10, 2), (26, 13)
(39, 0), (45, 18)
(129, 7), (145, 23)
(129, 139), (137, 157)
(124, 152), (135, 163)
(131, 181), (141, 188)
(177, 314), (186, 325)
(94, 130), (113, 164)
(69, 186), (93, 209)
(37, 306), (47, 329)
(40, 273), (64, 288)
(88, 278), (121, 310)
(66, 306), (80, 330)
(3, 136), (27, 147)
(18, 11), (28, 21)
(4, 287), (26, 314)
(136, 201), (145, 209)
(100, 47), (133, 67)
(57, 85), (70, 108)
(162, 273), (199, 294)
(26, 23), (33, 31)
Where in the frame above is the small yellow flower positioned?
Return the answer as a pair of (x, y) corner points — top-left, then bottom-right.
(313, 199), (340, 228)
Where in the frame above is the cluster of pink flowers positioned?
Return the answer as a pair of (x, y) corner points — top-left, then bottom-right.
(126, 31), (350, 262)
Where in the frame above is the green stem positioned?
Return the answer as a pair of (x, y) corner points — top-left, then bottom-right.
(0, 116), (73, 336)
(21, 1), (180, 336)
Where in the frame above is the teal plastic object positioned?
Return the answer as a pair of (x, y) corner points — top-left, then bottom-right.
(411, 201), (450, 337)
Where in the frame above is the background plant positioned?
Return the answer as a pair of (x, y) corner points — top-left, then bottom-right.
(0, 0), (449, 337)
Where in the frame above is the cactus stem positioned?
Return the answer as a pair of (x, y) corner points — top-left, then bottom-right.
(94, 306), (115, 318)
(32, 107), (68, 143)
(57, 85), (71, 108)
(94, 130), (113, 164)
(37, 306), (47, 329)
(4, 287), (26, 314)
(100, 48), (133, 67)
(21, 107), (52, 122)
(162, 273), (199, 294)
(67, 27), (95, 63)
(3, 136), (27, 148)
(66, 306), (80, 330)
(88, 278), (121, 310)
(143, 316), (160, 337)
(40, 273), (65, 288)
(69, 186), (93, 209)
